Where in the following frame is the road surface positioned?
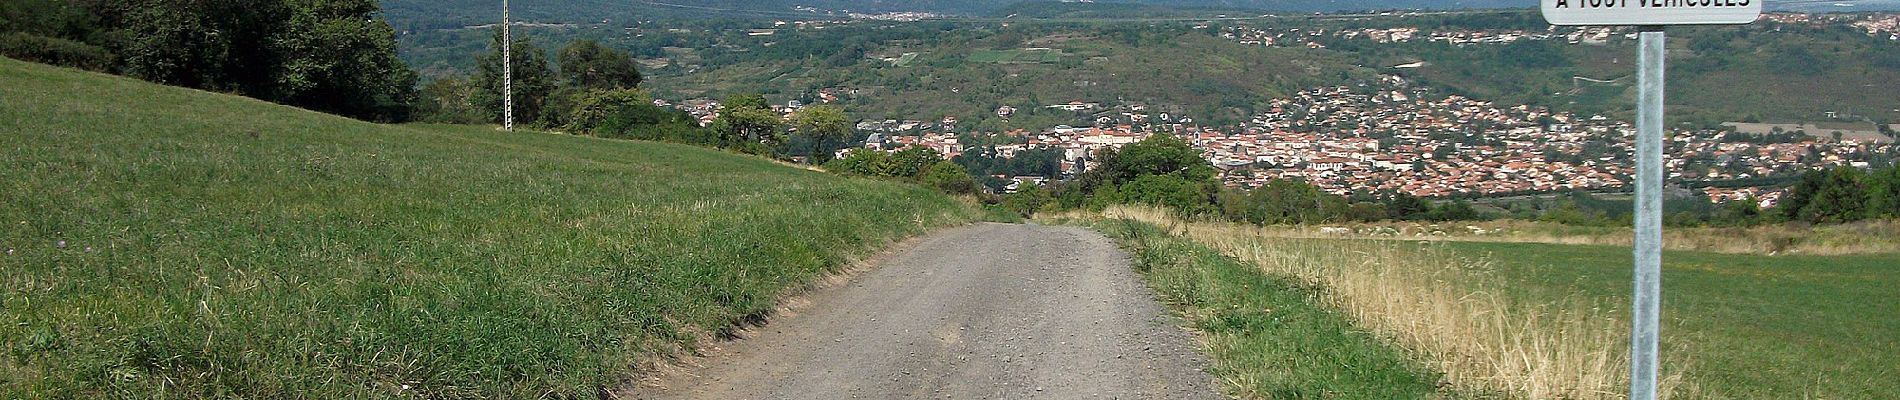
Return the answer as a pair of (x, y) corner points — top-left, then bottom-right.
(623, 223), (1219, 399)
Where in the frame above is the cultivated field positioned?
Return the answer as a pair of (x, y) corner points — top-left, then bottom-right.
(0, 58), (977, 397)
(1724, 122), (1894, 143)
(967, 48), (1067, 64)
(1098, 207), (1899, 399)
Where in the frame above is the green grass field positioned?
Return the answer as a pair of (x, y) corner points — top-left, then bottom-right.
(1441, 241), (1900, 399)
(0, 57), (977, 398)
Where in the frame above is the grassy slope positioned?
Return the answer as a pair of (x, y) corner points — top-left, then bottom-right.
(1441, 241), (1900, 399)
(1094, 221), (1449, 399)
(0, 57), (975, 397)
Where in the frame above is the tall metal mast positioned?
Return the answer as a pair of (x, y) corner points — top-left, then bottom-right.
(502, 0), (514, 131)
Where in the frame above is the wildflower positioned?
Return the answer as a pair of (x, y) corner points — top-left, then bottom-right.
(85, 247), (95, 253)
(56, 240), (67, 248)
(5, 248), (12, 256)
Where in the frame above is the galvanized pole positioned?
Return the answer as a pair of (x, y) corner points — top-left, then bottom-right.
(502, 0), (514, 131)
(1631, 25), (1666, 400)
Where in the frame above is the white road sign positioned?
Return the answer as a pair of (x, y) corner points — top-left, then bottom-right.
(1542, 0), (1762, 26)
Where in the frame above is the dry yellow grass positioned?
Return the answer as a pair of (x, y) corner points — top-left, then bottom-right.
(1174, 217), (1900, 256)
(1097, 206), (1694, 399)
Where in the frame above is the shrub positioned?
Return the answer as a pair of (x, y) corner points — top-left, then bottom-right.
(921, 161), (978, 195)
(0, 32), (112, 71)
(827, 149), (898, 177)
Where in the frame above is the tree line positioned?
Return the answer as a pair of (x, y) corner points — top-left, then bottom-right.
(1, 0), (417, 122)
(990, 134), (1896, 228)
(994, 135), (1482, 223)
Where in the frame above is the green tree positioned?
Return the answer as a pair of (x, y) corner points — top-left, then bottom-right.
(271, 0), (417, 122)
(417, 77), (484, 124)
(1003, 182), (1052, 218)
(827, 149), (897, 177)
(793, 105), (851, 165)
(889, 146), (945, 178)
(1118, 174), (1214, 216)
(1427, 201), (1481, 221)
(1865, 166), (1900, 219)
(1793, 167), (1869, 224)
(101, 0), (281, 92)
(711, 94), (784, 150)
(920, 161), (979, 194)
(556, 39), (641, 91)
(471, 29), (554, 127)
(1385, 193), (1432, 221)
(563, 88), (650, 135)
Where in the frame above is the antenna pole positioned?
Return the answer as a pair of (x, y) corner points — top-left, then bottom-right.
(502, 0), (514, 131)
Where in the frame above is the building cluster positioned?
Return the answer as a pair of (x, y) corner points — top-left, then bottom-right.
(1766, 12), (1900, 40)
(846, 76), (1894, 204)
(1217, 24), (1631, 48)
(1193, 79), (1894, 200)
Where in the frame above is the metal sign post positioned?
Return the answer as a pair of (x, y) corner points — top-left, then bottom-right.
(1630, 25), (1666, 400)
(1542, 3), (1758, 400)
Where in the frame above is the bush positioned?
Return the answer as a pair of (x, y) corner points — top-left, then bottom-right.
(921, 161), (979, 194)
(889, 146), (945, 178)
(1117, 174), (1215, 216)
(1003, 182), (1053, 217)
(827, 149), (898, 177)
(0, 32), (112, 71)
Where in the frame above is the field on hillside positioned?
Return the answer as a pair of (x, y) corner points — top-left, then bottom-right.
(0, 58), (976, 398)
(1100, 208), (1899, 399)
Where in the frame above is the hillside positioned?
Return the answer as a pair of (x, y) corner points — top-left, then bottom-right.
(0, 57), (976, 397)
(396, 9), (1900, 130)
(380, 0), (1533, 28)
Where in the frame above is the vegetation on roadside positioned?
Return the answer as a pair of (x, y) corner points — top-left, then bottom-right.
(1096, 207), (1660, 399)
(1099, 205), (1900, 399)
(1095, 220), (1452, 399)
(0, 58), (976, 398)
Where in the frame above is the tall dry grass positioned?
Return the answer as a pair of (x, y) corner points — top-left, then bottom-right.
(1232, 218), (1900, 256)
(1102, 206), (1692, 399)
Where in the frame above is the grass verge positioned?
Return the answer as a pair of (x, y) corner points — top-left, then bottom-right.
(1100, 206), (1899, 399)
(1091, 219), (1452, 399)
(1099, 207), (1652, 399)
(0, 57), (976, 398)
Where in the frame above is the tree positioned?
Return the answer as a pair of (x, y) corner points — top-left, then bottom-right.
(417, 77), (484, 124)
(793, 105), (850, 165)
(1385, 193), (1432, 220)
(557, 39), (641, 91)
(1118, 174), (1214, 216)
(563, 88), (650, 135)
(827, 149), (897, 177)
(1794, 167), (1869, 224)
(889, 146), (944, 178)
(1866, 166), (1900, 219)
(471, 29), (554, 127)
(1003, 182), (1052, 218)
(711, 94), (783, 150)
(1428, 201), (1482, 221)
(921, 161), (978, 194)
(271, 0), (417, 122)
(101, 0), (281, 92)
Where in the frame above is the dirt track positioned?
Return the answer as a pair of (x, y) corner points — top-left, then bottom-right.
(623, 223), (1219, 399)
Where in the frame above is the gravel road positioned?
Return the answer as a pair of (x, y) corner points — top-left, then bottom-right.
(622, 223), (1219, 400)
